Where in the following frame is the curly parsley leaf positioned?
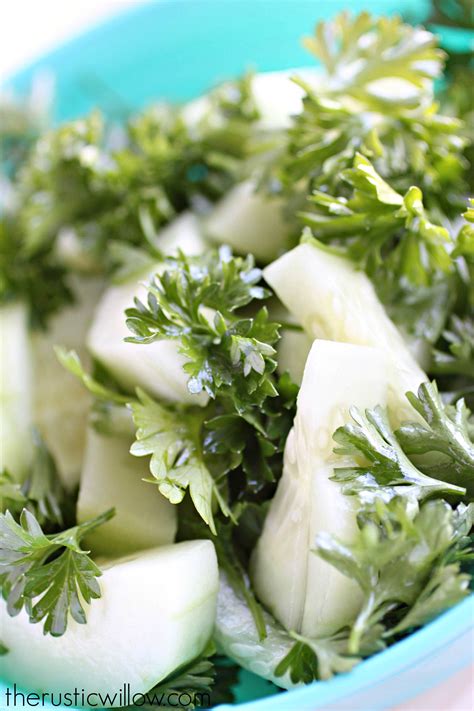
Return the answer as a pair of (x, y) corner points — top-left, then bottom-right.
(0, 471), (27, 520)
(0, 507), (114, 636)
(129, 389), (231, 535)
(301, 153), (453, 286)
(272, 12), (468, 213)
(304, 11), (444, 98)
(0, 216), (73, 329)
(0, 432), (66, 528)
(203, 372), (298, 503)
(125, 247), (279, 412)
(396, 381), (474, 498)
(432, 315), (474, 379)
(332, 401), (466, 502)
(315, 497), (472, 654)
(274, 629), (363, 683)
(125, 249), (297, 524)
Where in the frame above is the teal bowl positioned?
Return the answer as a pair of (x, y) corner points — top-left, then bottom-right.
(2, 1), (473, 709)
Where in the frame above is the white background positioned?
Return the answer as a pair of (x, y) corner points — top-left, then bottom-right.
(0, 0), (139, 83)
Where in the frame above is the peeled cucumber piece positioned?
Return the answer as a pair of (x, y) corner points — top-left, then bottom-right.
(77, 425), (177, 556)
(251, 340), (389, 637)
(251, 69), (317, 130)
(0, 302), (34, 482)
(204, 180), (292, 262)
(264, 242), (426, 424)
(0, 540), (218, 707)
(277, 329), (312, 386)
(87, 213), (208, 405)
(32, 276), (104, 489)
(156, 210), (208, 256)
(183, 68), (319, 132)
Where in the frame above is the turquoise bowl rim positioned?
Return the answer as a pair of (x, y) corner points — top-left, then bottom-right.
(2, 1), (473, 708)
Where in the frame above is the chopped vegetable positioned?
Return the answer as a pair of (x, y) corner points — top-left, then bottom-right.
(77, 424), (177, 555)
(0, 540), (219, 701)
(251, 340), (389, 636)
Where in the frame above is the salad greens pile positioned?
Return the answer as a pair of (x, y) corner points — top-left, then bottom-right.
(0, 6), (473, 707)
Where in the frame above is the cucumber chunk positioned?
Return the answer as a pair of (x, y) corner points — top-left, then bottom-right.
(77, 425), (177, 556)
(0, 302), (34, 482)
(251, 340), (389, 636)
(33, 276), (104, 489)
(183, 68), (319, 131)
(87, 213), (207, 405)
(204, 180), (292, 262)
(264, 242), (426, 424)
(0, 540), (218, 707)
(277, 329), (312, 385)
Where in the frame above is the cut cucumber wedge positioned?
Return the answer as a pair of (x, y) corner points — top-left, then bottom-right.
(251, 339), (389, 636)
(0, 540), (218, 707)
(87, 273), (206, 405)
(277, 329), (312, 385)
(33, 276), (104, 489)
(87, 213), (208, 405)
(77, 425), (177, 556)
(0, 302), (34, 482)
(204, 180), (292, 262)
(183, 68), (319, 131)
(157, 210), (207, 256)
(264, 242), (426, 424)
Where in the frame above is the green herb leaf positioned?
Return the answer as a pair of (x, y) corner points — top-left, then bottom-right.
(129, 388), (231, 534)
(396, 381), (474, 498)
(332, 400), (465, 501)
(273, 12), (467, 213)
(432, 315), (474, 379)
(274, 630), (361, 683)
(55, 347), (130, 405)
(301, 153), (453, 286)
(125, 247), (279, 413)
(0, 217), (73, 329)
(315, 497), (472, 654)
(0, 508), (114, 636)
(0, 432), (66, 528)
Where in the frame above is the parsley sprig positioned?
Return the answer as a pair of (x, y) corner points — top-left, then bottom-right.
(17, 77), (261, 275)
(300, 153), (453, 286)
(316, 497), (472, 654)
(125, 247), (279, 412)
(396, 382), (474, 497)
(331, 403), (466, 502)
(129, 389), (231, 535)
(273, 12), (468, 213)
(274, 629), (364, 683)
(0, 507), (114, 636)
(0, 432), (66, 528)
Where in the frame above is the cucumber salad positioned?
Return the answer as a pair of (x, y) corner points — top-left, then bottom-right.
(1, 9), (473, 708)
